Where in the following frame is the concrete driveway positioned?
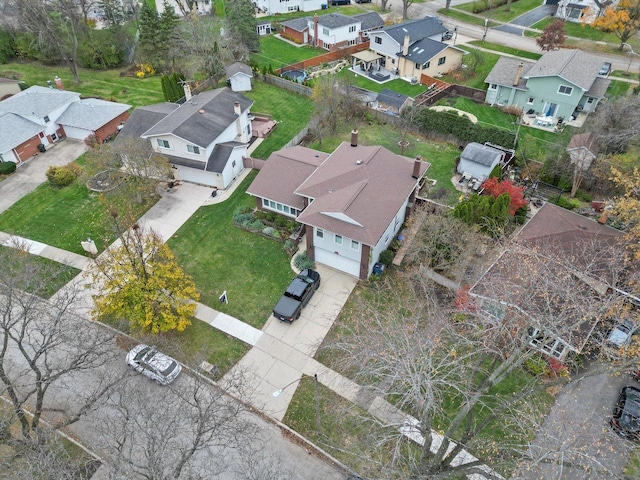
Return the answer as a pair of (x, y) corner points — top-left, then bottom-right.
(494, 5), (557, 35)
(0, 139), (88, 214)
(223, 265), (358, 421)
(515, 363), (635, 479)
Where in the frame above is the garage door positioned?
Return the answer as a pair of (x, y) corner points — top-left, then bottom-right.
(314, 248), (361, 277)
(14, 135), (41, 162)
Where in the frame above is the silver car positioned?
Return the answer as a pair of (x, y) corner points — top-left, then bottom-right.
(126, 344), (182, 385)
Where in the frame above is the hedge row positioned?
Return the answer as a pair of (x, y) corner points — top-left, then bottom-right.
(415, 108), (515, 147)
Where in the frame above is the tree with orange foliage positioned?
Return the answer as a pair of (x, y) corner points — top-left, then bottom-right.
(587, 0), (640, 50)
(536, 19), (566, 51)
(481, 177), (528, 215)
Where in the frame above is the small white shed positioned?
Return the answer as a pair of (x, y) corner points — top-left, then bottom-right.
(457, 142), (505, 181)
(225, 62), (253, 92)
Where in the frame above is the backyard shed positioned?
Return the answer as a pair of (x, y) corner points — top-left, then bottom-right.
(456, 142), (505, 181)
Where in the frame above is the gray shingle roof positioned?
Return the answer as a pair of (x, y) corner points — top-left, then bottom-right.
(316, 12), (358, 28)
(377, 88), (409, 109)
(225, 62), (253, 78)
(379, 15), (447, 44)
(399, 37), (449, 64)
(116, 103), (179, 141)
(485, 57), (535, 89)
(281, 17), (310, 32)
(524, 49), (602, 91)
(56, 98), (130, 131)
(461, 142), (504, 167)
(353, 11), (384, 31)
(0, 85), (79, 118)
(0, 112), (42, 153)
(206, 141), (245, 173)
(141, 88), (253, 147)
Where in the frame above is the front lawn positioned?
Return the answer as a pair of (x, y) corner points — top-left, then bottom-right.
(168, 171), (294, 328)
(245, 81), (315, 159)
(454, 0), (547, 23)
(440, 47), (501, 89)
(0, 62), (165, 108)
(0, 168), (158, 255)
(466, 40), (542, 60)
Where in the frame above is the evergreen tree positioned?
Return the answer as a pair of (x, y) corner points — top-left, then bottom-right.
(225, 0), (259, 58)
(137, 2), (162, 67)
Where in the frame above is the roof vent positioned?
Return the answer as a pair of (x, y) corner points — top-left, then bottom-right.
(578, 225), (587, 230)
(199, 109), (205, 114)
(356, 159), (363, 165)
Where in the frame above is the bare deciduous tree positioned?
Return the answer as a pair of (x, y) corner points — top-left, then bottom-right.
(0, 248), (121, 443)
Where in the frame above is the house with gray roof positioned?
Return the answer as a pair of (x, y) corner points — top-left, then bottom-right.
(225, 62), (253, 92)
(0, 85), (129, 164)
(119, 88), (253, 189)
(367, 16), (463, 80)
(555, 0), (616, 24)
(247, 131), (429, 278)
(375, 88), (412, 115)
(281, 11), (383, 50)
(485, 49), (610, 126)
(456, 142), (505, 181)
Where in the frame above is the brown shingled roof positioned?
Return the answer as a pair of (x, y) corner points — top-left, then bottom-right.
(295, 142), (429, 246)
(246, 146), (328, 211)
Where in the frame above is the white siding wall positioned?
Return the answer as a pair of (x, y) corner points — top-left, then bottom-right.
(370, 200), (408, 275)
(314, 22), (361, 45)
(0, 150), (18, 163)
(230, 75), (252, 92)
(219, 147), (246, 188)
(313, 227), (362, 263)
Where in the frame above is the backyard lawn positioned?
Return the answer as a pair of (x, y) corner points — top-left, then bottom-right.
(440, 47), (501, 90)
(335, 68), (428, 97)
(245, 81), (315, 159)
(0, 62), (165, 108)
(0, 170), (158, 255)
(250, 35), (325, 71)
(168, 171), (295, 328)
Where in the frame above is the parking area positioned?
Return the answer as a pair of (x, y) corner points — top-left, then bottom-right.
(515, 362), (636, 479)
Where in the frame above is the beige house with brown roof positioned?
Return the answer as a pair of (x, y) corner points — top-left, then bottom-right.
(247, 132), (428, 278)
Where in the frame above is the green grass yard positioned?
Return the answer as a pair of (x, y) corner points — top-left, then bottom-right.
(168, 171), (295, 328)
(0, 62), (165, 108)
(466, 41), (542, 60)
(0, 171), (158, 255)
(250, 35), (325, 71)
(453, 0), (551, 23)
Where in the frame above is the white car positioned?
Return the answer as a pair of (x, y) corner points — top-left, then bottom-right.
(126, 344), (182, 385)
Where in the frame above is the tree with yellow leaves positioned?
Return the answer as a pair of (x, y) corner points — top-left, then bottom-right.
(587, 0), (640, 50)
(611, 166), (640, 260)
(90, 214), (199, 333)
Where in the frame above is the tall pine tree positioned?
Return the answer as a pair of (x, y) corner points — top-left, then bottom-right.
(225, 0), (259, 59)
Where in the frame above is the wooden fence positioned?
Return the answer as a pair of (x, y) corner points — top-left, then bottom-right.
(263, 74), (313, 97)
(276, 43), (370, 74)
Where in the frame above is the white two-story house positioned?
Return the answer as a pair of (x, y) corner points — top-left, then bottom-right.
(255, 0), (325, 15)
(119, 88), (253, 189)
(247, 131), (428, 278)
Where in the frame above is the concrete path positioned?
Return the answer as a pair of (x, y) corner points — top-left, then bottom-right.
(494, 5), (557, 36)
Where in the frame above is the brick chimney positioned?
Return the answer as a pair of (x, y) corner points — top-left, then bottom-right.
(412, 156), (422, 179)
(314, 15), (319, 47)
(350, 129), (358, 147)
(513, 63), (524, 87)
(234, 102), (241, 116)
(402, 35), (410, 56)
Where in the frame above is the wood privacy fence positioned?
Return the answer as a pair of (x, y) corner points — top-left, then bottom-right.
(276, 43), (370, 74)
(263, 74), (313, 97)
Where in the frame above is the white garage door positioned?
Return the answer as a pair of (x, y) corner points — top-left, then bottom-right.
(314, 248), (361, 277)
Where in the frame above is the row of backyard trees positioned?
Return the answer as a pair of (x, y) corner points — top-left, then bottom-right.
(0, 0), (259, 83)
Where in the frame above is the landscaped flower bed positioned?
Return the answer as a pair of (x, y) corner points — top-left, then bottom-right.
(232, 206), (300, 255)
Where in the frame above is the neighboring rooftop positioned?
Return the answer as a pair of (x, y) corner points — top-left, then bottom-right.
(485, 57), (535, 89)
(56, 98), (130, 131)
(225, 62), (253, 78)
(377, 15), (448, 44)
(0, 85), (79, 118)
(524, 49), (603, 91)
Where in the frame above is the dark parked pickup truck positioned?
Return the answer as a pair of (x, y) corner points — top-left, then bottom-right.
(272, 269), (321, 323)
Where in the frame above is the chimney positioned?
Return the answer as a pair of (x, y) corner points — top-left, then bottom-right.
(314, 15), (319, 47)
(234, 102), (241, 116)
(183, 83), (192, 101)
(513, 63), (524, 87)
(412, 156), (422, 179)
(350, 129), (358, 147)
(54, 75), (64, 90)
(402, 35), (410, 56)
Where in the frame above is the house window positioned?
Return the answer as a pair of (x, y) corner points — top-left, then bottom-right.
(374, 36), (382, 44)
(269, 200), (276, 208)
(43, 115), (50, 123)
(348, 39), (356, 46)
(438, 56), (446, 65)
(527, 97), (534, 104)
(489, 83), (497, 89)
(394, 216), (400, 229)
(187, 145), (200, 154)
(587, 97), (594, 104)
(283, 205), (290, 214)
(335, 234), (343, 245)
(317, 228), (324, 239)
(232, 160), (236, 167)
(351, 239), (359, 250)
(349, 25), (356, 32)
(157, 139), (170, 149)
(558, 85), (573, 95)
(323, 27), (329, 35)
(276, 203), (283, 211)
(423, 61), (430, 69)
(415, 62), (422, 70)
(528, 327), (567, 359)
